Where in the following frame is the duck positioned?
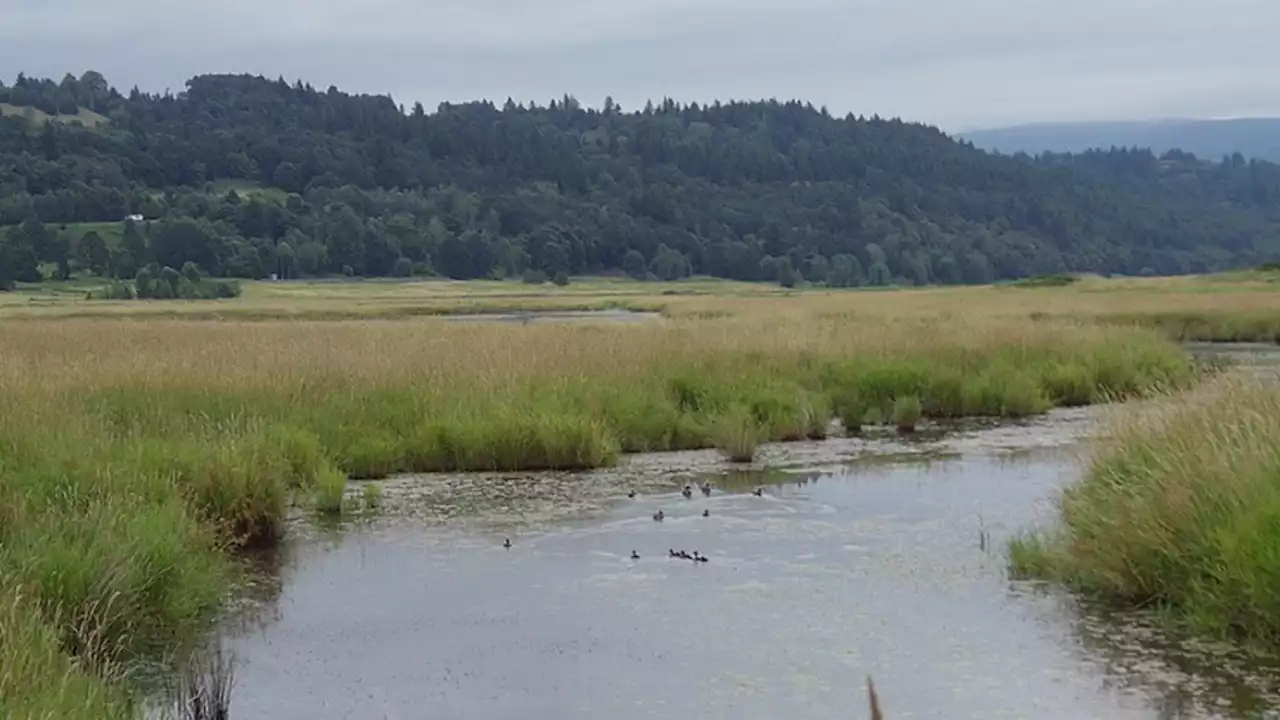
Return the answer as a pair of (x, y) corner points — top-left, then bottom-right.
(753, 487), (764, 497)
(700, 481), (712, 496)
(627, 490), (637, 499)
(669, 549), (678, 558)
(695, 554), (709, 563)
(503, 538), (512, 549)
(681, 484), (693, 499)
(702, 509), (710, 518)
(630, 550), (640, 560)
(652, 510), (665, 522)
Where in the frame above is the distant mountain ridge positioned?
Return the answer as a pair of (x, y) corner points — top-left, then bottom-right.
(960, 118), (1280, 163)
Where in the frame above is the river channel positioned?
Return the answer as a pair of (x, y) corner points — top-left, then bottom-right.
(195, 358), (1280, 720)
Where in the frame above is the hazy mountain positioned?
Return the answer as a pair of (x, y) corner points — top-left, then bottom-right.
(960, 118), (1280, 163)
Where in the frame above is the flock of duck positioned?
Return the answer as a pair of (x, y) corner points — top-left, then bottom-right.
(502, 479), (770, 563)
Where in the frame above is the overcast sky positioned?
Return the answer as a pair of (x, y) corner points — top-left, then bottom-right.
(3, 0), (1278, 131)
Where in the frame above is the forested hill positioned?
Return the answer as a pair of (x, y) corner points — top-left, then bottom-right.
(962, 118), (1280, 165)
(4, 70), (1280, 289)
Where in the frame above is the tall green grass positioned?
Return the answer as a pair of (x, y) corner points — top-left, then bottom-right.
(0, 317), (1197, 712)
(710, 405), (768, 462)
(0, 587), (136, 719)
(72, 328), (1192, 480)
(1010, 374), (1280, 642)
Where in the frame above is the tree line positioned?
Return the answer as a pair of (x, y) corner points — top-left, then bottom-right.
(4, 70), (1280, 290)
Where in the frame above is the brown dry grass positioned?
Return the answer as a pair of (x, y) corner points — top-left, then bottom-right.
(7, 272), (1280, 325)
(660, 275), (1280, 321)
(0, 312), (1169, 391)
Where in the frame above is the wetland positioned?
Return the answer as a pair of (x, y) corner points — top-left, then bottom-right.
(7, 277), (1280, 719)
(209, 399), (1280, 719)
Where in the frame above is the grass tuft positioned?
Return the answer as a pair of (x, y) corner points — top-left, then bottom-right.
(711, 405), (768, 463)
(0, 587), (136, 719)
(891, 395), (923, 433)
(1011, 373), (1280, 642)
(313, 465), (348, 517)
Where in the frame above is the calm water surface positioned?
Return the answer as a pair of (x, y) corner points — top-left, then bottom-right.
(213, 404), (1280, 719)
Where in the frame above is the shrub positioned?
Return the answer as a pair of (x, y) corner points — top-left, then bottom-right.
(89, 270), (241, 302)
(202, 279), (242, 299)
(181, 262), (204, 284)
(1010, 274), (1077, 288)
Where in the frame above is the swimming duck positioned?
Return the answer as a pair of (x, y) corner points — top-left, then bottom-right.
(652, 510), (665, 522)
(503, 538), (512, 549)
(669, 549), (678, 558)
(627, 490), (637, 499)
(702, 509), (710, 518)
(695, 554), (708, 563)
(700, 482), (712, 496)
(753, 487), (764, 497)
(682, 484), (693, 499)
(630, 550), (640, 560)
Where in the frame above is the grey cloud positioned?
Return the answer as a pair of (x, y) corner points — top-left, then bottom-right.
(2, 0), (1278, 130)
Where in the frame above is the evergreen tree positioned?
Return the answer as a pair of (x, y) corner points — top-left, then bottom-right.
(3, 69), (1280, 285)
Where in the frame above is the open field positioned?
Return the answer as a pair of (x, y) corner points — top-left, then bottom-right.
(0, 102), (110, 128)
(0, 273), (1272, 715)
(2, 275), (765, 319)
(6, 273), (1280, 339)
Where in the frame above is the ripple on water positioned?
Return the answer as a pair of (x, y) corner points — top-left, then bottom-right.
(215, 405), (1280, 719)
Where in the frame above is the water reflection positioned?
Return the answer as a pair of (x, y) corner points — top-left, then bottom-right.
(210, 401), (1280, 719)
